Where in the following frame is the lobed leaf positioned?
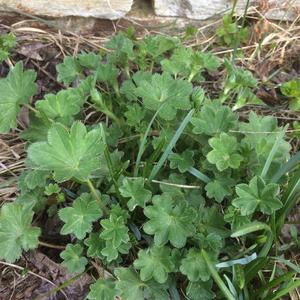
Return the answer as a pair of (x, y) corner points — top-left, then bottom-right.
(0, 62), (37, 133)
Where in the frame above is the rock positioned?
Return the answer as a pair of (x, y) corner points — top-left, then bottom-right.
(154, 0), (230, 20)
(0, 0), (133, 19)
(154, 0), (300, 21)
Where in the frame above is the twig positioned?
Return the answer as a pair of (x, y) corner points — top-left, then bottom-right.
(0, 260), (70, 300)
(39, 241), (66, 250)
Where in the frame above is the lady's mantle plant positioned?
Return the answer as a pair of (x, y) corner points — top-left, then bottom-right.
(0, 31), (299, 300)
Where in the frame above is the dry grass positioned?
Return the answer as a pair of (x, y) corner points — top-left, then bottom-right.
(0, 133), (25, 203)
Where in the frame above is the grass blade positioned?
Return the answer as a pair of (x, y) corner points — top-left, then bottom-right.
(202, 249), (235, 300)
(263, 280), (300, 300)
(224, 274), (238, 298)
(271, 150), (300, 183)
(261, 125), (288, 179)
(244, 257), (268, 284)
(258, 232), (273, 257)
(216, 253), (257, 268)
(149, 109), (194, 181)
(275, 169), (300, 231)
(188, 166), (211, 183)
(254, 271), (295, 297)
(272, 256), (300, 274)
(134, 106), (163, 177)
(142, 137), (166, 178)
(231, 222), (271, 238)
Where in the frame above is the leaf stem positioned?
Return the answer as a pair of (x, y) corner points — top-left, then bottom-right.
(39, 241), (66, 250)
(202, 249), (235, 300)
(86, 179), (108, 215)
(25, 103), (39, 114)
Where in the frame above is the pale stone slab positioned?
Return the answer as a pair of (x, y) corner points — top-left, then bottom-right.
(154, 0), (300, 20)
(0, 0), (133, 19)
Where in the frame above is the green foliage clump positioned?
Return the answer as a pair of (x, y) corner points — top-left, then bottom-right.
(0, 31), (299, 300)
(280, 78), (300, 111)
(0, 33), (16, 62)
(217, 15), (249, 47)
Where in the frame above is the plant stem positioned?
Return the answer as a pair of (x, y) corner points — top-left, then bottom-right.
(86, 179), (108, 215)
(39, 241), (66, 250)
(202, 249), (235, 300)
(25, 103), (39, 114)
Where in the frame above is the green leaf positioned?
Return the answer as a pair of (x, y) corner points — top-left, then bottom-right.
(100, 214), (129, 247)
(186, 280), (215, 300)
(106, 32), (134, 59)
(87, 279), (118, 300)
(78, 52), (101, 69)
(115, 267), (169, 300)
(149, 109), (194, 180)
(101, 240), (131, 262)
(110, 204), (130, 221)
(28, 121), (104, 182)
(188, 52), (220, 81)
(124, 104), (145, 127)
(0, 33), (16, 62)
(240, 111), (277, 138)
(205, 180), (232, 203)
(59, 193), (102, 239)
(120, 71), (152, 100)
(207, 133), (243, 171)
(21, 113), (51, 142)
(161, 47), (219, 81)
(191, 86), (206, 108)
(224, 206), (251, 231)
(135, 72), (192, 120)
(161, 46), (193, 77)
(139, 35), (179, 60)
(84, 233), (106, 258)
(0, 62), (37, 133)
(240, 112), (290, 163)
(36, 88), (84, 120)
(191, 100), (237, 136)
(56, 56), (82, 84)
(196, 205), (228, 237)
(280, 79), (300, 111)
(221, 60), (259, 109)
(60, 244), (87, 274)
(120, 177), (152, 211)
(180, 248), (211, 282)
(169, 150), (194, 173)
(16, 187), (47, 212)
(144, 194), (196, 248)
(0, 203), (41, 262)
(196, 232), (223, 256)
(134, 245), (175, 283)
(24, 169), (49, 190)
(44, 183), (60, 196)
(232, 176), (282, 215)
(96, 63), (119, 89)
(99, 214), (130, 261)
